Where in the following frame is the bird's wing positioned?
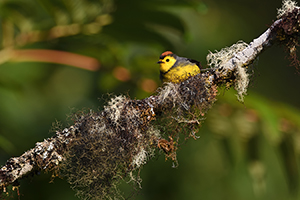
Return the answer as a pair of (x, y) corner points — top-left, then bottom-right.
(187, 58), (202, 69)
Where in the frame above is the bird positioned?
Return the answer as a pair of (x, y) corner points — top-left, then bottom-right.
(157, 51), (202, 83)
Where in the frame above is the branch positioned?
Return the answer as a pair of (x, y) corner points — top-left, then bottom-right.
(11, 49), (100, 71)
(1, 1), (300, 199)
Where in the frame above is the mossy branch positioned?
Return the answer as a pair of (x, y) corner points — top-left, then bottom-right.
(1, 0), (300, 199)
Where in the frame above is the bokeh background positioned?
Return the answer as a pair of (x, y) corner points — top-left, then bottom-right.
(1, 0), (300, 199)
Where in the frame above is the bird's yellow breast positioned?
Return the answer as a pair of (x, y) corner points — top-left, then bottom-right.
(162, 63), (200, 83)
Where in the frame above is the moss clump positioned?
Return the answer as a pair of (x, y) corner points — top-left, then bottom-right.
(61, 96), (157, 200)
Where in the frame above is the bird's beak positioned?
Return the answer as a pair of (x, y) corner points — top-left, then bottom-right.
(157, 61), (163, 64)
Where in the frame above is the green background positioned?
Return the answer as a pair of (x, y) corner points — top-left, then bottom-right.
(1, 0), (300, 199)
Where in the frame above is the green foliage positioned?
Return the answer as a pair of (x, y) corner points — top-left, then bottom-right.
(206, 89), (300, 195)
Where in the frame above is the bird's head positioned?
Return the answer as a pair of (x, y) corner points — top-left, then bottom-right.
(157, 51), (177, 73)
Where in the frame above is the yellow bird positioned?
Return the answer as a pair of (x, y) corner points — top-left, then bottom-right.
(157, 51), (201, 83)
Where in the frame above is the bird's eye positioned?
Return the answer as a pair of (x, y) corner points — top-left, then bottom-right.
(166, 59), (170, 62)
